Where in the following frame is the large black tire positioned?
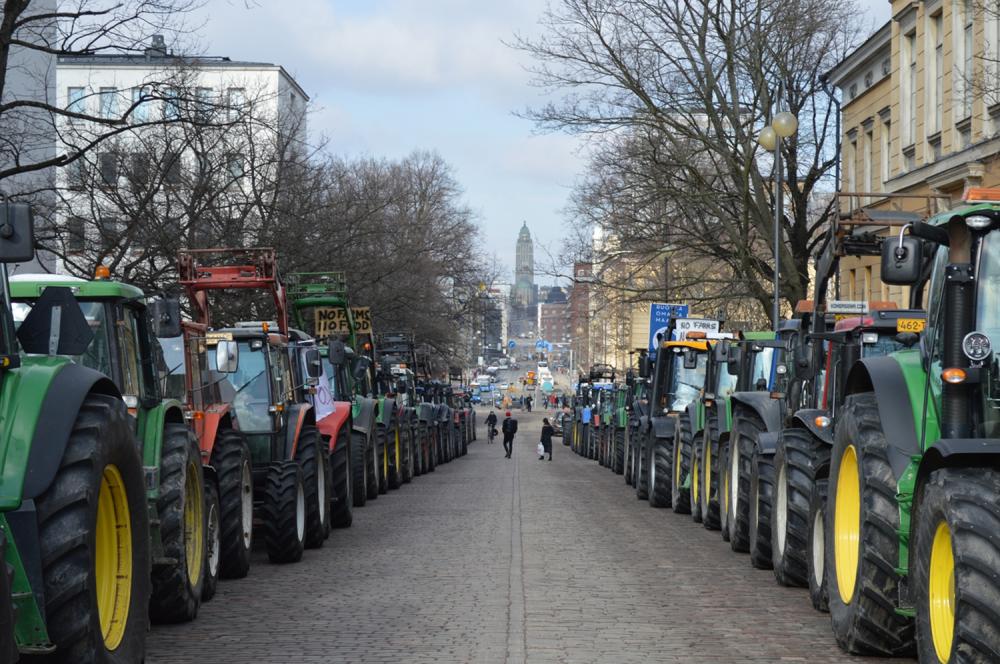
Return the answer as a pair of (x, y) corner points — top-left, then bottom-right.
(671, 414), (692, 515)
(718, 434), (731, 542)
(613, 428), (626, 474)
(377, 428), (390, 494)
(648, 436), (672, 508)
(331, 430), (354, 527)
(262, 461), (306, 564)
(691, 435), (703, 523)
(807, 479), (829, 612)
(701, 417), (721, 530)
(826, 393), (913, 656)
(35, 393), (150, 663)
(297, 426), (330, 549)
(0, 528), (17, 664)
(772, 427), (828, 587)
(597, 426), (607, 467)
(202, 480), (221, 603)
(426, 426), (437, 472)
(913, 467), (1000, 662)
(634, 435), (649, 499)
(401, 425), (414, 483)
(360, 430), (379, 501)
(727, 414), (762, 552)
(211, 428), (253, 580)
(150, 425), (206, 623)
(412, 424), (424, 478)
(748, 449), (775, 570)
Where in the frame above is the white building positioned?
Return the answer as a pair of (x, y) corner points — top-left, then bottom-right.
(51, 35), (309, 274)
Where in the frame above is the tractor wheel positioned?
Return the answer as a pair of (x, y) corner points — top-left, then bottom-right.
(807, 479), (829, 612)
(365, 430), (380, 501)
(702, 418), (721, 530)
(262, 461), (306, 564)
(330, 429), (353, 528)
(35, 393), (150, 663)
(402, 426), (414, 483)
(211, 428), (253, 579)
(913, 467), (1000, 663)
(718, 435), (731, 542)
(349, 431), (369, 506)
(377, 428), (390, 494)
(727, 414), (762, 552)
(634, 436), (648, 499)
(692, 437), (704, 523)
(598, 427), (607, 467)
(825, 393), (913, 656)
(202, 480), (221, 603)
(748, 449), (775, 570)
(426, 427), (437, 472)
(0, 529), (15, 664)
(461, 420), (469, 455)
(648, 436), (672, 508)
(772, 427), (828, 587)
(412, 426), (424, 478)
(671, 413), (693, 515)
(297, 426), (330, 549)
(150, 424), (205, 623)
(613, 428), (626, 474)
(625, 432), (636, 486)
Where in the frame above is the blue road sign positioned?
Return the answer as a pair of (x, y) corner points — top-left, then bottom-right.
(508, 340), (516, 349)
(535, 339), (545, 350)
(648, 303), (690, 354)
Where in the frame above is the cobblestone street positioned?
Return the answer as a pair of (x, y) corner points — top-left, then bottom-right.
(147, 408), (906, 663)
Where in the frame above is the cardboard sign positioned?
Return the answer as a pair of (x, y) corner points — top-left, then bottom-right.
(352, 307), (372, 334)
(828, 300), (867, 314)
(314, 307), (351, 339)
(204, 331), (233, 346)
(671, 318), (720, 340)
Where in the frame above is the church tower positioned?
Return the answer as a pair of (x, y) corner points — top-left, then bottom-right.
(513, 222), (535, 307)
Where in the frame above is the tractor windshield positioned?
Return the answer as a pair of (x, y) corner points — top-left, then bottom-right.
(975, 233), (1000, 436)
(11, 300), (112, 376)
(716, 361), (738, 398)
(229, 341), (273, 431)
(861, 333), (906, 358)
(751, 348), (776, 390)
(665, 350), (707, 412)
(158, 335), (187, 401)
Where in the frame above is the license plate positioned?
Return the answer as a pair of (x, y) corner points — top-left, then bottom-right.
(897, 318), (926, 333)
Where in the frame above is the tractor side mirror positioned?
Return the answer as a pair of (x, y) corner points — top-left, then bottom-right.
(881, 235), (922, 285)
(149, 297), (181, 338)
(215, 339), (239, 373)
(683, 349), (698, 370)
(327, 338), (347, 366)
(352, 356), (371, 382)
(0, 203), (35, 263)
(726, 346), (742, 375)
(304, 347), (322, 383)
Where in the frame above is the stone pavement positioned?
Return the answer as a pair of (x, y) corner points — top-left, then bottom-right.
(147, 407), (909, 664)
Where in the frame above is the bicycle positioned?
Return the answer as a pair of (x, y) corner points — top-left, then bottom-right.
(488, 427), (498, 444)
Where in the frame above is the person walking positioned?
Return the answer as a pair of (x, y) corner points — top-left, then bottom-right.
(540, 417), (554, 461)
(501, 411), (518, 459)
(485, 409), (498, 444)
(526, 395), (532, 412)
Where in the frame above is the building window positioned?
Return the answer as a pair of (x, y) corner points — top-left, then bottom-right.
(67, 87), (86, 115)
(927, 13), (943, 135)
(903, 145), (916, 172)
(957, 117), (972, 149)
(226, 153), (245, 179)
(863, 128), (873, 202)
(929, 135), (942, 162)
(66, 217), (86, 253)
(902, 31), (917, 147)
(162, 152), (181, 184)
(128, 152), (150, 186)
(99, 152), (118, 185)
(163, 88), (180, 120)
(846, 135), (857, 209)
(880, 116), (891, 189)
(195, 87), (213, 121)
(227, 88), (246, 120)
(956, 0), (973, 119)
(98, 87), (117, 119)
(131, 87), (151, 123)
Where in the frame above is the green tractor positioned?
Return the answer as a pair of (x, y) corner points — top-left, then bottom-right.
(821, 190), (1000, 660)
(0, 205), (150, 662)
(11, 273), (209, 624)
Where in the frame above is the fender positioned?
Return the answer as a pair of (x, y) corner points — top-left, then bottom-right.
(844, 354), (924, 479)
(650, 414), (676, 441)
(791, 408), (834, 445)
(352, 397), (377, 438)
(730, 392), (782, 433)
(136, 400), (187, 501)
(916, 438), (1000, 494)
(684, 402), (699, 435)
(10, 361), (121, 505)
(283, 402), (314, 460)
(318, 400), (352, 452)
(418, 402), (435, 424)
(756, 431), (780, 456)
(198, 403), (231, 459)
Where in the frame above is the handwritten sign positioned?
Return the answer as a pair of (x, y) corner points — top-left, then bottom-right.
(352, 307), (372, 334)
(314, 307), (351, 339)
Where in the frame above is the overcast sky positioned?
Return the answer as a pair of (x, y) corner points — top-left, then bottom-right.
(190, 0), (892, 286)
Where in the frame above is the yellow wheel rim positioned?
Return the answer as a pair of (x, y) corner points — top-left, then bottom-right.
(928, 520), (955, 662)
(383, 435), (389, 476)
(834, 445), (861, 604)
(95, 464), (132, 651)
(705, 442), (712, 502)
(722, 449), (729, 517)
(183, 459), (204, 587)
(692, 449), (700, 504)
(675, 438), (682, 487)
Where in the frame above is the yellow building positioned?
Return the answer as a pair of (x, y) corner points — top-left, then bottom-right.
(828, 0), (1000, 303)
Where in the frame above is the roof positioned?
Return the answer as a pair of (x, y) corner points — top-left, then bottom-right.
(10, 273), (144, 300)
(824, 20), (891, 86)
(662, 340), (710, 351)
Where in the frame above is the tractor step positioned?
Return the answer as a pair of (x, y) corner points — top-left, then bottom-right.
(153, 556), (179, 567)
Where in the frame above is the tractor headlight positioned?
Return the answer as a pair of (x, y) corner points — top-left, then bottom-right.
(966, 214), (994, 230)
(962, 331), (992, 362)
(862, 332), (879, 344)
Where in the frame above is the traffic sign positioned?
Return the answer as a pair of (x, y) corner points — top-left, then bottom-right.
(508, 340), (516, 349)
(648, 303), (690, 353)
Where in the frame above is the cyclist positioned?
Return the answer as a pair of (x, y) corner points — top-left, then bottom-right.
(485, 409), (499, 444)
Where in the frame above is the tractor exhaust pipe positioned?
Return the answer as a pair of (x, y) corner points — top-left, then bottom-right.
(942, 217), (973, 439)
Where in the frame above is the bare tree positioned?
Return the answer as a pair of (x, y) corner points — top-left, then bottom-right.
(516, 0), (864, 318)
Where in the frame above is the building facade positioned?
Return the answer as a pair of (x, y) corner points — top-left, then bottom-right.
(828, 0), (1000, 302)
(509, 222), (537, 338)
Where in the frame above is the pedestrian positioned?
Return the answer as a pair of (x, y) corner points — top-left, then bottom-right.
(485, 409), (498, 443)
(526, 395), (532, 412)
(540, 417), (554, 461)
(543, 396), (549, 410)
(501, 410), (518, 459)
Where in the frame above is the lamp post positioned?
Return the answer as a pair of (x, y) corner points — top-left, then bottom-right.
(757, 109), (798, 332)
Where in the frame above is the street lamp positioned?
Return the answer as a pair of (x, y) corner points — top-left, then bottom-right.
(758, 109), (798, 332)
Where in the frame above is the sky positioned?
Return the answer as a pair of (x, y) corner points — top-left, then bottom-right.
(188, 0), (893, 287)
